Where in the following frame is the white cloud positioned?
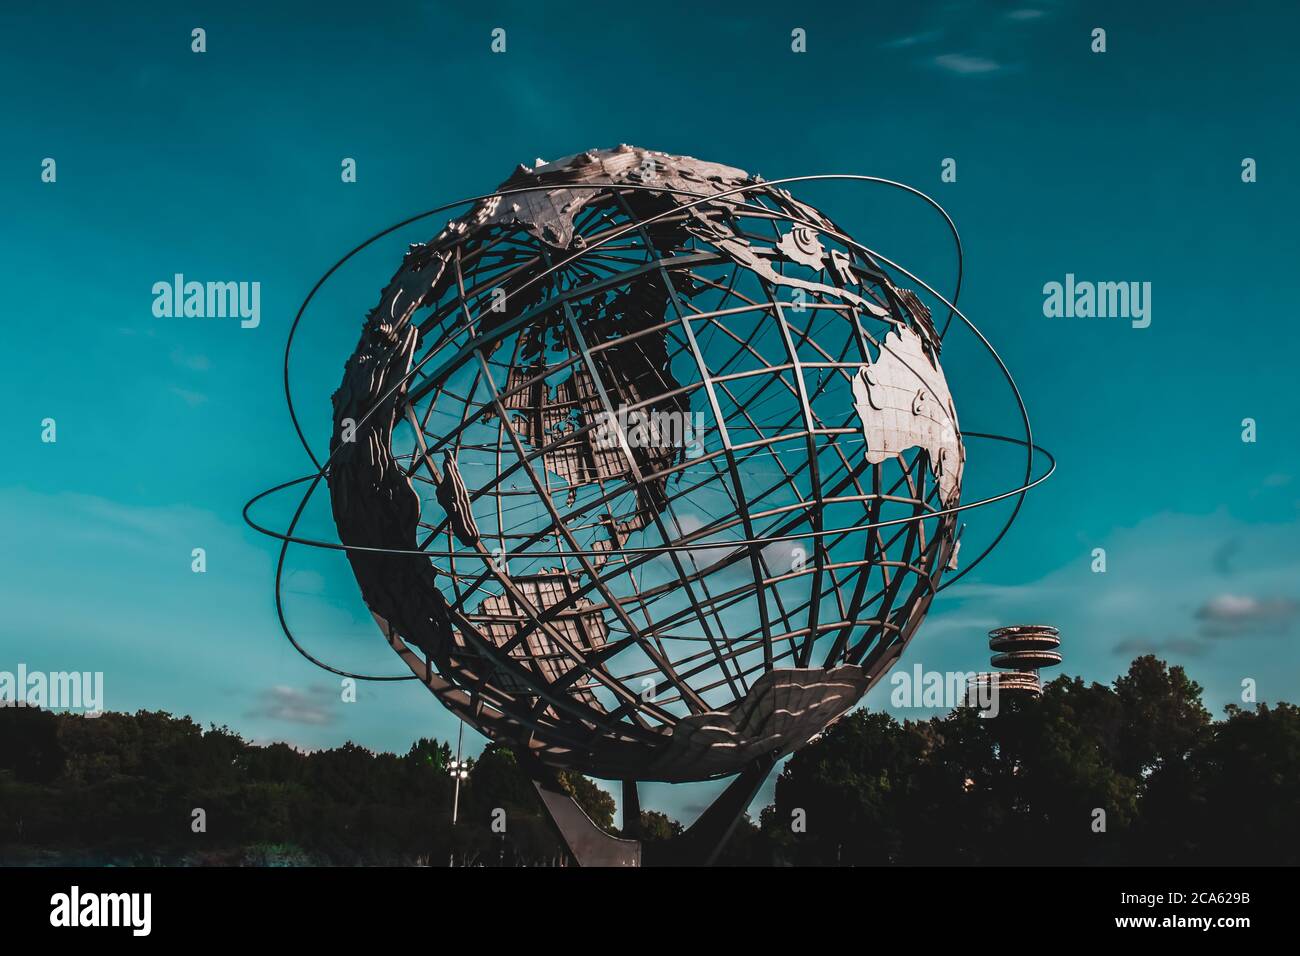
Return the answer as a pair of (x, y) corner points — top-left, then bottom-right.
(168, 385), (208, 406)
(933, 53), (1003, 75)
(170, 347), (211, 372)
(1196, 594), (1300, 636)
(247, 684), (338, 726)
(883, 31), (942, 49)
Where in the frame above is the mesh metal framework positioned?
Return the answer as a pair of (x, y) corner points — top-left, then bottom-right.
(327, 148), (963, 781)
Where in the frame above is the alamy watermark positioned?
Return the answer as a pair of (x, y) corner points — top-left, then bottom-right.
(152, 274), (261, 328)
(890, 664), (1001, 718)
(591, 406), (706, 458)
(1042, 273), (1151, 328)
(50, 886), (150, 936)
(0, 664), (104, 714)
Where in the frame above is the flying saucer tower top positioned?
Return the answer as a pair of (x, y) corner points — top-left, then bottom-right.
(974, 625), (1061, 697)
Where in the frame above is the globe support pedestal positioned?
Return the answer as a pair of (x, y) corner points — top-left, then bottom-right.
(522, 753), (641, 866)
(647, 754), (778, 867)
(532, 778), (642, 867)
(529, 753), (777, 867)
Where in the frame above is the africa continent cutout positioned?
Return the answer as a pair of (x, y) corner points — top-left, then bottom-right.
(852, 325), (964, 506)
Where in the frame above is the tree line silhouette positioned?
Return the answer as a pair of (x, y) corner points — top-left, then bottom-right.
(1, 655), (1294, 865)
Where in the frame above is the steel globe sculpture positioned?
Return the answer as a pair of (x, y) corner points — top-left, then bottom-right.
(248, 145), (1052, 864)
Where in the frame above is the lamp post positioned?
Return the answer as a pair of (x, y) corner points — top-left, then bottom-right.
(448, 719), (468, 825)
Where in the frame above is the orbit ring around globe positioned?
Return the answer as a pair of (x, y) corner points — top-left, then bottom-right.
(244, 167), (1056, 712)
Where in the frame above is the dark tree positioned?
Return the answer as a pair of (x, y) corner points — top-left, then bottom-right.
(2, 658), (1295, 866)
(556, 770), (617, 831)
(0, 707), (64, 783)
(633, 809), (684, 843)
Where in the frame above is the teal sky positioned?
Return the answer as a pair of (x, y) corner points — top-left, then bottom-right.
(3, 0), (1298, 824)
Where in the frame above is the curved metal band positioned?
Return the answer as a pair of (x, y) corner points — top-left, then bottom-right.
(248, 173), (1039, 681)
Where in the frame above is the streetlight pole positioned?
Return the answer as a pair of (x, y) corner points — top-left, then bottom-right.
(449, 719), (467, 825)
(446, 720), (468, 868)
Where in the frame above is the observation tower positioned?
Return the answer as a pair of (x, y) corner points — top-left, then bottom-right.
(970, 624), (1062, 698)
